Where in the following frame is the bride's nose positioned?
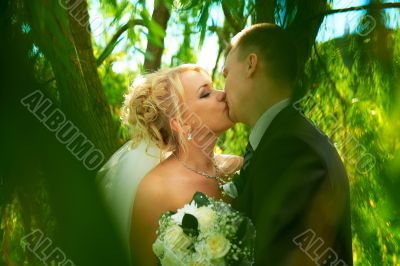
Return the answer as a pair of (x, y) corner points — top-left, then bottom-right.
(216, 91), (226, 102)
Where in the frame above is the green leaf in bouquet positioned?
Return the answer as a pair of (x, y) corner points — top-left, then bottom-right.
(191, 191), (210, 207)
(181, 213), (199, 237)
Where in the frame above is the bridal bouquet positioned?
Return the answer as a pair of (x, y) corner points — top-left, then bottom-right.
(152, 192), (256, 265)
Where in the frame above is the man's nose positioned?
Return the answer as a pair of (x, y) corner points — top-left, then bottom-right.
(216, 91), (226, 102)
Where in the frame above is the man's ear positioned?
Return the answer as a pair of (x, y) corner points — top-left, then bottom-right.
(246, 53), (258, 78)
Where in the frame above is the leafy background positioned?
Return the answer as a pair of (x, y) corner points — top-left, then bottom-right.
(0, 0), (399, 265)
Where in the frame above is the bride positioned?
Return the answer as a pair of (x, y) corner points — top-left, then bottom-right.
(97, 64), (242, 265)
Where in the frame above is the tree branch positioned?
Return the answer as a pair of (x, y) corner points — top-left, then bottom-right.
(212, 46), (223, 80)
(221, 1), (242, 33)
(143, 1), (171, 72)
(208, 25), (230, 49)
(96, 19), (147, 66)
(314, 2), (400, 20)
(312, 43), (347, 107)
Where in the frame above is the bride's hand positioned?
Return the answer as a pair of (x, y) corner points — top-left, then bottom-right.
(214, 154), (243, 179)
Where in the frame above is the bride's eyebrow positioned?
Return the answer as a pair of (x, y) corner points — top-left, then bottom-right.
(197, 83), (210, 91)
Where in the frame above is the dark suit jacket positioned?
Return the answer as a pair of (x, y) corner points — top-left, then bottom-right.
(233, 105), (353, 266)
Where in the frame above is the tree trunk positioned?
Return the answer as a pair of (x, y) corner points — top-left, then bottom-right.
(25, 0), (119, 160)
(66, 0), (119, 158)
(287, 0), (327, 73)
(286, 0), (328, 100)
(254, 0), (276, 24)
(143, 0), (171, 72)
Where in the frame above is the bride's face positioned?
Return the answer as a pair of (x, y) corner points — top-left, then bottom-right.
(179, 70), (233, 136)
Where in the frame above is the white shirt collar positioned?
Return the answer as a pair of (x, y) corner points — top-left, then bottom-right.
(249, 98), (290, 150)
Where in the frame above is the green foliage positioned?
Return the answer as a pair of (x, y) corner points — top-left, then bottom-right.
(1, 179), (56, 266)
(98, 57), (132, 143)
(296, 28), (400, 265)
(217, 123), (250, 155)
(169, 13), (198, 66)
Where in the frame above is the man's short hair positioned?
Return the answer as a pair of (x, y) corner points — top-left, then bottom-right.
(230, 23), (298, 86)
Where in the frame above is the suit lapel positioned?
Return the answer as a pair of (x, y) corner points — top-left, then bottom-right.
(246, 105), (298, 175)
(234, 105), (299, 211)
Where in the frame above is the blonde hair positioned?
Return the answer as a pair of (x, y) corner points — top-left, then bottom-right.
(121, 64), (208, 157)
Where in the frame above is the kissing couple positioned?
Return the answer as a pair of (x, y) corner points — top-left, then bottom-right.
(97, 23), (353, 266)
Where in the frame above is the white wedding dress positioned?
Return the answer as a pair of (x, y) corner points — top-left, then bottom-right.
(96, 140), (161, 263)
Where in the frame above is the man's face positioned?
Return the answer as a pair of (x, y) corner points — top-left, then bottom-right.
(223, 47), (248, 123)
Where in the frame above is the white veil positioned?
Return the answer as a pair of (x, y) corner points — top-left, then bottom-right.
(96, 140), (161, 263)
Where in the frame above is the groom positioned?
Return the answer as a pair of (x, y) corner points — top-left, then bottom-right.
(224, 24), (353, 265)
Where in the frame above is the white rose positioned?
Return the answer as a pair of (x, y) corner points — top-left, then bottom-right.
(205, 234), (231, 259)
(164, 225), (192, 251)
(196, 206), (216, 231)
(187, 252), (210, 266)
(152, 238), (164, 258)
(160, 249), (185, 266)
(211, 258), (227, 266)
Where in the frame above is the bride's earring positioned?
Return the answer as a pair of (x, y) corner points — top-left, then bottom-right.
(187, 132), (192, 141)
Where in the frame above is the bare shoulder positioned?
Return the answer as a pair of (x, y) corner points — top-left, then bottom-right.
(134, 162), (174, 208)
(214, 154), (243, 176)
(134, 159), (194, 211)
